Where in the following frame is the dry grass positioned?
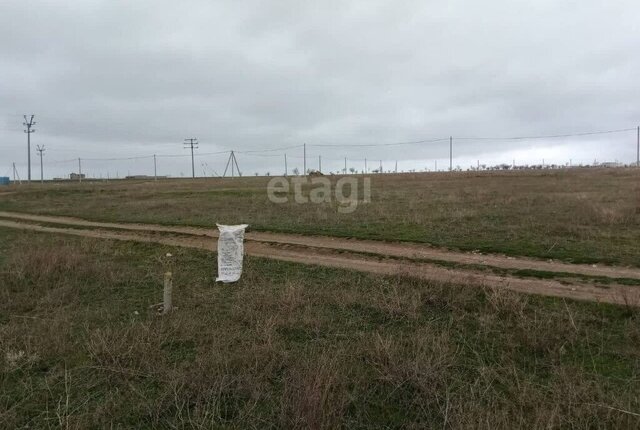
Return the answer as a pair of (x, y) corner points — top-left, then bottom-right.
(1, 168), (639, 266)
(1, 228), (639, 428)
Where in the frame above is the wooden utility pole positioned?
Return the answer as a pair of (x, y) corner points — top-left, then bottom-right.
(23, 115), (35, 183)
(449, 136), (453, 171)
(636, 125), (640, 167)
(36, 145), (45, 183)
(183, 138), (198, 178)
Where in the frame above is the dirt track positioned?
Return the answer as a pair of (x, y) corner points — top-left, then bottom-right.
(0, 211), (639, 306)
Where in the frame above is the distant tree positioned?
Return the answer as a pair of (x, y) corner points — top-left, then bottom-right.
(349, 167), (356, 174)
(293, 167), (300, 176)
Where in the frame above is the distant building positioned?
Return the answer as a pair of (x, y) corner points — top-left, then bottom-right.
(70, 173), (86, 180)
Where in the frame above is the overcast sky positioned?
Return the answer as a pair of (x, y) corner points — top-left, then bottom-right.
(1, 0), (639, 178)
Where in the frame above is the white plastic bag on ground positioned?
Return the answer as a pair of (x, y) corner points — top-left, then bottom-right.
(215, 224), (249, 283)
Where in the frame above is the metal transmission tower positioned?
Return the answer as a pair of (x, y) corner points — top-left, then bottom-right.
(223, 151), (242, 177)
(183, 138), (198, 178)
(36, 145), (45, 183)
(23, 115), (36, 182)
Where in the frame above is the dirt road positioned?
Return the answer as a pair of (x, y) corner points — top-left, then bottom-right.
(0, 211), (638, 306)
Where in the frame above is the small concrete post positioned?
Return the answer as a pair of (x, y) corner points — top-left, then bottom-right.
(163, 271), (173, 314)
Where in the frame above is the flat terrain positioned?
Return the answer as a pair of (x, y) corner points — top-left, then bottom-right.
(2, 169), (639, 427)
(1, 211), (640, 305)
(1, 229), (639, 428)
(1, 168), (639, 266)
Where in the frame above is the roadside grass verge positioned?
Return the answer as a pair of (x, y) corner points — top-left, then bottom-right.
(2, 217), (639, 288)
(1, 228), (639, 428)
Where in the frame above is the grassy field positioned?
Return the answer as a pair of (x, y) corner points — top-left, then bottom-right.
(1, 228), (639, 428)
(1, 168), (639, 266)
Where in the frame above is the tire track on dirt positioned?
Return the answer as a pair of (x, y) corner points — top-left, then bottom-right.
(0, 218), (638, 306)
(1, 210), (639, 280)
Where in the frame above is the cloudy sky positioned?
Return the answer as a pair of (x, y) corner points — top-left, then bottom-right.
(1, 0), (639, 178)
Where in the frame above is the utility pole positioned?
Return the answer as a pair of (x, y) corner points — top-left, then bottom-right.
(154, 154), (157, 180)
(36, 145), (45, 183)
(303, 143), (307, 175)
(395, 160), (398, 173)
(435, 160), (437, 172)
(284, 153), (288, 176)
(318, 155), (322, 173)
(637, 126), (639, 167)
(12, 162), (21, 184)
(78, 158), (82, 182)
(365, 158), (367, 173)
(223, 151), (241, 177)
(379, 160), (382, 173)
(449, 136), (453, 172)
(344, 157), (347, 174)
(23, 115), (36, 182)
(183, 138), (198, 178)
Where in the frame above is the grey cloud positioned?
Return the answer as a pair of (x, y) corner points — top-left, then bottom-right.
(1, 0), (639, 179)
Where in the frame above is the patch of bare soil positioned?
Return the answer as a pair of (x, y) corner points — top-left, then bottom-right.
(1, 210), (639, 280)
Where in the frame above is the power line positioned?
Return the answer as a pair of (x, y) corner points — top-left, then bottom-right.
(456, 127), (636, 141)
(156, 150), (229, 158)
(235, 144), (303, 154)
(83, 155), (155, 161)
(310, 137), (449, 148)
(9, 125), (639, 176)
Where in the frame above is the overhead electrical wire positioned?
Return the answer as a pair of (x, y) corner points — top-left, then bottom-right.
(6, 126), (637, 163)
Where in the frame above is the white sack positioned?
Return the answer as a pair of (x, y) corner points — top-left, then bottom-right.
(215, 224), (249, 283)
